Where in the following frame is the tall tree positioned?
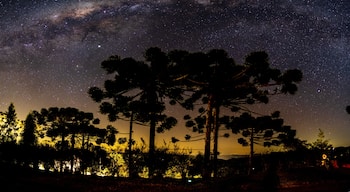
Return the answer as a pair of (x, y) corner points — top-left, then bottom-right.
(20, 112), (38, 147)
(228, 111), (295, 174)
(89, 47), (181, 178)
(0, 103), (21, 143)
(36, 107), (76, 172)
(20, 113), (38, 146)
(20, 112), (38, 168)
(169, 50), (302, 178)
(89, 85), (138, 177)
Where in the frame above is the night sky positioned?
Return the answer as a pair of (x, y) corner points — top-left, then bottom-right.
(1, 0), (349, 155)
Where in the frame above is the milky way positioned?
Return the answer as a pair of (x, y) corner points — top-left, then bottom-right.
(0, 0), (350, 154)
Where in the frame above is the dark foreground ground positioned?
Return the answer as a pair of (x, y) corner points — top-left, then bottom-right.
(1, 166), (350, 192)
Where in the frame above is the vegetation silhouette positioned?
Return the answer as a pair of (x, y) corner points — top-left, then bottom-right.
(227, 111), (295, 174)
(19, 112), (38, 169)
(2, 48), (350, 192)
(167, 49), (302, 178)
(89, 47), (182, 177)
(90, 47), (303, 178)
(33, 107), (117, 173)
(0, 103), (21, 143)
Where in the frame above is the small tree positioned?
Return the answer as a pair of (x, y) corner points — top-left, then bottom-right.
(308, 129), (333, 167)
(188, 153), (204, 179)
(0, 103), (21, 144)
(228, 111), (295, 174)
(310, 129), (332, 152)
(167, 146), (192, 181)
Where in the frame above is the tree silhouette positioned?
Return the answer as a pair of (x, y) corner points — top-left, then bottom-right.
(228, 111), (295, 174)
(310, 129), (332, 152)
(34, 107), (116, 173)
(309, 129), (333, 167)
(89, 87), (138, 177)
(35, 107), (74, 172)
(19, 112), (38, 168)
(169, 49), (302, 178)
(89, 47), (181, 178)
(20, 112), (38, 147)
(0, 103), (21, 144)
(167, 147), (193, 181)
(121, 139), (148, 178)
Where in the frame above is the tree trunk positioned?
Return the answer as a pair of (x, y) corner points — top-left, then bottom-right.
(203, 94), (214, 179)
(213, 105), (220, 178)
(149, 112), (156, 178)
(70, 133), (75, 173)
(128, 111), (134, 178)
(249, 127), (254, 175)
(81, 133), (85, 175)
(60, 133), (64, 173)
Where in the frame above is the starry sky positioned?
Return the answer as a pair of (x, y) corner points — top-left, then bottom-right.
(0, 0), (349, 155)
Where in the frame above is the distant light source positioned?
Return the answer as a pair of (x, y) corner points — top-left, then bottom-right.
(322, 154), (327, 160)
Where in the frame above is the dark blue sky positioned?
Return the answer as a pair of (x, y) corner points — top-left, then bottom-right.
(0, 0), (349, 155)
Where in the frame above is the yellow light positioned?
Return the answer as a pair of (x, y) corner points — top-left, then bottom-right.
(322, 154), (327, 160)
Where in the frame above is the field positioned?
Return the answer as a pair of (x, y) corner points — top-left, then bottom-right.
(1, 166), (350, 192)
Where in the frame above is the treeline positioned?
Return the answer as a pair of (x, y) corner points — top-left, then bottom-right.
(0, 104), (116, 175)
(0, 47), (305, 178)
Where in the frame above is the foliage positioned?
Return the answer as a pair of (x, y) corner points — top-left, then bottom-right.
(34, 107), (116, 149)
(122, 139), (148, 178)
(89, 47), (302, 178)
(20, 112), (38, 147)
(89, 47), (182, 177)
(187, 153), (204, 178)
(166, 147), (193, 180)
(33, 107), (117, 173)
(169, 49), (302, 178)
(225, 111), (295, 174)
(228, 111), (295, 148)
(0, 47), (306, 180)
(0, 103), (22, 144)
(309, 129), (332, 152)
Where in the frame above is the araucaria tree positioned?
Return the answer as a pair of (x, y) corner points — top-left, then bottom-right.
(90, 47), (302, 178)
(89, 47), (181, 178)
(228, 111), (296, 173)
(168, 50), (302, 178)
(34, 107), (117, 173)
